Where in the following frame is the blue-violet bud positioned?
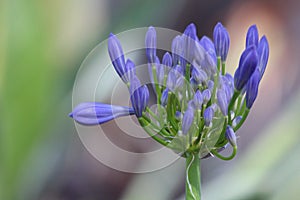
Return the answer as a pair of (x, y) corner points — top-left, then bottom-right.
(217, 89), (228, 115)
(182, 104), (195, 135)
(162, 52), (172, 69)
(145, 26), (157, 63)
(225, 125), (237, 147)
(246, 25), (259, 48)
(108, 33), (126, 78)
(234, 45), (259, 91)
(130, 76), (149, 117)
(161, 88), (169, 107)
(202, 89), (211, 104)
(183, 23), (198, 63)
(171, 35), (183, 65)
(257, 36), (269, 79)
(69, 102), (135, 125)
(213, 22), (230, 62)
(203, 106), (214, 126)
(246, 68), (260, 108)
(193, 90), (203, 109)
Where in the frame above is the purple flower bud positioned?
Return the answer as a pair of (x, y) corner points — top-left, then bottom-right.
(203, 106), (214, 126)
(192, 67), (208, 84)
(145, 26), (157, 63)
(257, 36), (269, 79)
(193, 90), (203, 109)
(202, 89), (211, 104)
(234, 45), (259, 91)
(246, 25), (259, 48)
(69, 102), (135, 125)
(232, 116), (242, 127)
(175, 76), (184, 91)
(200, 36), (216, 56)
(207, 80), (214, 92)
(130, 76), (149, 117)
(175, 111), (182, 120)
(123, 59), (135, 83)
(217, 89), (228, 115)
(108, 33), (126, 78)
(213, 22), (230, 62)
(183, 23), (198, 63)
(155, 57), (164, 85)
(174, 64), (184, 75)
(161, 88), (169, 106)
(182, 105), (194, 135)
(203, 52), (217, 74)
(162, 52), (172, 68)
(166, 70), (176, 91)
(193, 42), (206, 65)
(172, 35), (184, 65)
(246, 68), (260, 108)
(225, 125), (237, 147)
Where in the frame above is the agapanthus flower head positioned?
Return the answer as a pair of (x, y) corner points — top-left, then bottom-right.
(70, 22), (269, 161)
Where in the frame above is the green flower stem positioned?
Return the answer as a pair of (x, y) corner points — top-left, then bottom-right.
(211, 58), (221, 103)
(221, 62), (226, 75)
(217, 57), (221, 72)
(185, 63), (191, 99)
(146, 107), (160, 122)
(186, 152), (201, 200)
(228, 90), (240, 125)
(211, 145), (237, 161)
(152, 65), (161, 102)
(138, 118), (168, 146)
(142, 114), (171, 137)
(234, 108), (250, 131)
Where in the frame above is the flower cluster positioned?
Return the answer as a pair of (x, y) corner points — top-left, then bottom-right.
(69, 23), (269, 160)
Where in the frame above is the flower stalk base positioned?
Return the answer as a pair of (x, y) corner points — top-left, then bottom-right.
(186, 152), (201, 200)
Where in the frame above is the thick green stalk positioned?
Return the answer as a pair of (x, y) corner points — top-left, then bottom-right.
(186, 152), (201, 200)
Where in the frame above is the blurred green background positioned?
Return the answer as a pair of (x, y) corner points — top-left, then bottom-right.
(1, 0), (300, 199)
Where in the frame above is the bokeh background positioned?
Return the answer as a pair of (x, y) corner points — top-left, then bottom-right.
(1, 0), (300, 199)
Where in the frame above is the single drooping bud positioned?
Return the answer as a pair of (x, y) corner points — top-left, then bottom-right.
(225, 125), (237, 147)
(69, 102), (135, 125)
